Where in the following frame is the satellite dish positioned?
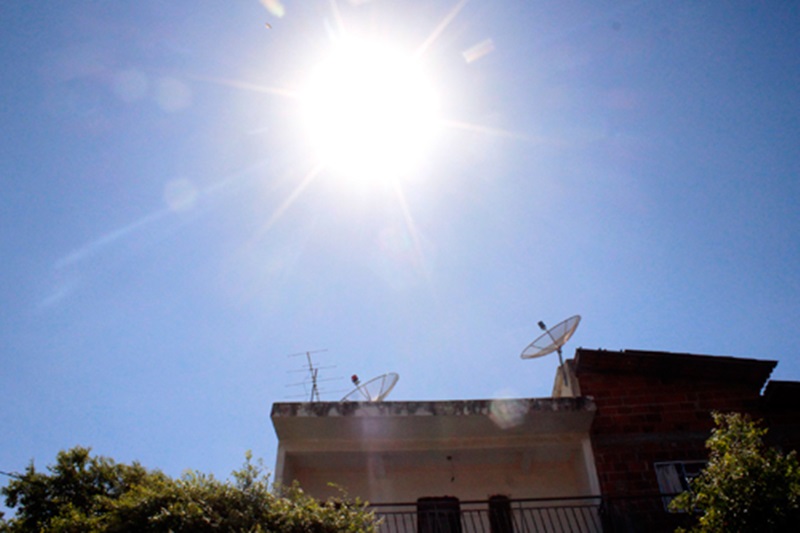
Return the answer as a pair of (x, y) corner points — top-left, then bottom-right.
(521, 315), (581, 391)
(341, 372), (399, 402)
(521, 315), (581, 359)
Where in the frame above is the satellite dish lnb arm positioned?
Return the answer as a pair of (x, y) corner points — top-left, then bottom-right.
(538, 321), (562, 354)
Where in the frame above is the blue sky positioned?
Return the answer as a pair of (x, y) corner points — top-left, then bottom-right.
(2, 0), (799, 492)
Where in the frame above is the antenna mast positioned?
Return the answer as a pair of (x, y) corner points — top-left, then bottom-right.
(287, 349), (330, 402)
(305, 350), (320, 402)
(538, 320), (569, 389)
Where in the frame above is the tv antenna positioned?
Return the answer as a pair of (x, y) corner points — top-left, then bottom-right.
(286, 349), (340, 402)
(521, 315), (581, 390)
(341, 372), (399, 402)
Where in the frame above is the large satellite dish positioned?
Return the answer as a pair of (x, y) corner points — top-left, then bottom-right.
(521, 315), (581, 359)
(521, 315), (581, 390)
(341, 373), (399, 402)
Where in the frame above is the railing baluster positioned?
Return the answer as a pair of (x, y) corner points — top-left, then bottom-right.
(574, 505), (585, 532)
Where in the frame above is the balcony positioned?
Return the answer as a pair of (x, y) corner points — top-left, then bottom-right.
(369, 495), (691, 533)
(371, 497), (602, 533)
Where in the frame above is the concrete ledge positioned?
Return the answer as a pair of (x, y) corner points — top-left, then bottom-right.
(272, 397), (596, 443)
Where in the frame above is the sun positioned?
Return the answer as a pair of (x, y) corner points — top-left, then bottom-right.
(300, 37), (441, 186)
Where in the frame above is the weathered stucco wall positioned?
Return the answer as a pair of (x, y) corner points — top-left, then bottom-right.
(272, 397), (599, 503)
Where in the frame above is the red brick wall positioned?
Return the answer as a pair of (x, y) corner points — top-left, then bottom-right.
(575, 349), (773, 497)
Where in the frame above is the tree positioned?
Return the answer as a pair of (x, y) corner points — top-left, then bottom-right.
(0, 447), (377, 532)
(671, 412), (800, 532)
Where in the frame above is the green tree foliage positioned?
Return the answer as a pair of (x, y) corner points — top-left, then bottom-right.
(671, 412), (800, 532)
(0, 447), (377, 533)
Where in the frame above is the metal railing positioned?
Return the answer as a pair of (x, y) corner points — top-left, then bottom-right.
(370, 496), (604, 533)
(368, 495), (693, 533)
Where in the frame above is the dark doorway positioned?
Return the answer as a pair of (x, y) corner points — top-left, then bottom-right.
(489, 495), (514, 533)
(417, 496), (462, 533)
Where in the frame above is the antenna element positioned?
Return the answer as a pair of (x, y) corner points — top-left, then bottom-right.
(286, 349), (333, 402)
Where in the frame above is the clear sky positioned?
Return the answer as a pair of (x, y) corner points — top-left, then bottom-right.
(2, 0), (799, 492)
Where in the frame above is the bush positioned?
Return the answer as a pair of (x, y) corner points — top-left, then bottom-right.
(1, 447), (377, 533)
(671, 412), (800, 532)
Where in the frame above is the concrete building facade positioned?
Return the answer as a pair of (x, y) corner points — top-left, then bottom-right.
(270, 349), (800, 532)
(272, 397), (599, 503)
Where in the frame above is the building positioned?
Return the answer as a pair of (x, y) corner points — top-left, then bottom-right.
(270, 349), (800, 532)
(571, 349), (776, 531)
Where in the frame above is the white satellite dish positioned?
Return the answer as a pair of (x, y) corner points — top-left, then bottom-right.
(341, 373), (399, 402)
(521, 315), (581, 389)
(521, 315), (581, 359)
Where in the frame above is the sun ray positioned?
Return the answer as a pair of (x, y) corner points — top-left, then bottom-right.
(55, 210), (170, 269)
(54, 162), (272, 270)
(441, 118), (545, 144)
(415, 0), (470, 59)
(391, 182), (433, 286)
(328, 0), (348, 35)
(189, 74), (299, 99)
(255, 162), (325, 239)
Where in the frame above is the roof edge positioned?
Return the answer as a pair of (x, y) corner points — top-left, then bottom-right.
(574, 348), (776, 389)
(271, 396), (596, 419)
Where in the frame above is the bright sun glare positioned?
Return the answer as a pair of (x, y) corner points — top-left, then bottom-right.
(301, 38), (441, 185)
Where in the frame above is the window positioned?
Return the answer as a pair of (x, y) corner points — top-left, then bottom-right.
(654, 461), (706, 511)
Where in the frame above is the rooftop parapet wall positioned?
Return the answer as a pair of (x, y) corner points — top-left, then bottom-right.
(272, 397), (595, 418)
(271, 397), (597, 444)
